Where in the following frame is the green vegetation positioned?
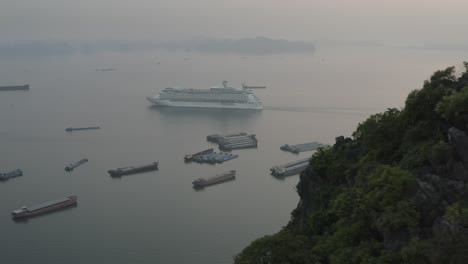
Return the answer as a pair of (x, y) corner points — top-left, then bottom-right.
(235, 63), (468, 264)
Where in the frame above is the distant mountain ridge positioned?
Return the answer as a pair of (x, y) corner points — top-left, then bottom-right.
(0, 37), (315, 58)
(158, 37), (316, 54)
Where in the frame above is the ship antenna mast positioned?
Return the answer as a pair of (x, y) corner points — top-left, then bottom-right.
(223, 80), (227, 88)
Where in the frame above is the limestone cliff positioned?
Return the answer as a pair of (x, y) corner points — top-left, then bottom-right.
(235, 64), (468, 264)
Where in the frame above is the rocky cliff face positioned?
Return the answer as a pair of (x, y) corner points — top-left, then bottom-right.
(293, 125), (468, 260)
(235, 65), (468, 264)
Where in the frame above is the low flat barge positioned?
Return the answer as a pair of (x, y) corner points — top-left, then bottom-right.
(208, 133), (258, 151)
(271, 158), (310, 177)
(184, 148), (214, 162)
(281, 142), (327, 154)
(207, 132), (247, 143)
(11, 195), (77, 219)
(108, 161), (159, 176)
(220, 142), (258, 150)
(191, 151), (238, 164)
(0, 85), (30, 91)
(242, 83), (266, 89)
(66, 126), (100, 132)
(65, 158), (88, 171)
(0, 169), (23, 181)
(192, 170), (236, 189)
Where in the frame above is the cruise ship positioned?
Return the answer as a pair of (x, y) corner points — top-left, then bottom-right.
(147, 81), (263, 110)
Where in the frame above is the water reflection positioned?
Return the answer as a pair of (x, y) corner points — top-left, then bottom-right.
(264, 105), (377, 116)
(147, 106), (263, 120)
(147, 106), (263, 132)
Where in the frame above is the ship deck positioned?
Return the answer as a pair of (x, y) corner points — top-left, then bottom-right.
(27, 197), (71, 212)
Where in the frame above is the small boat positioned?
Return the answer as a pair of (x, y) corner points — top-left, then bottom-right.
(65, 158), (88, 171)
(0, 169), (23, 181)
(108, 162), (159, 176)
(242, 83), (266, 89)
(65, 126), (100, 132)
(184, 148), (214, 162)
(0, 85), (30, 91)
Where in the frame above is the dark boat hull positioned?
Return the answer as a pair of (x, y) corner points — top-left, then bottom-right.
(0, 85), (30, 91)
(192, 171), (236, 189)
(66, 127), (100, 132)
(108, 162), (159, 176)
(11, 196), (78, 219)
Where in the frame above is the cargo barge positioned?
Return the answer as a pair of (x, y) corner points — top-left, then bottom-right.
(280, 142), (327, 154)
(242, 83), (266, 89)
(65, 158), (88, 171)
(65, 126), (100, 132)
(0, 85), (30, 91)
(219, 142), (258, 150)
(184, 148), (214, 162)
(208, 133), (258, 151)
(0, 169), (23, 181)
(108, 161), (159, 176)
(207, 132), (247, 143)
(271, 158), (310, 177)
(191, 151), (238, 164)
(192, 170), (236, 189)
(11, 195), (77, 219)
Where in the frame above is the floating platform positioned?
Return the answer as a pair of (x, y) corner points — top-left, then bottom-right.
(0, 85), (30, 91)
(191, 151), (238, 164)
(0, 169), (23, 181)
(207, 132), (247, 143)
(66, 126), (100, 132)
(184, 148), (214, 162)
(192, 170), (236, 189)
(207, 133), (258, 151)
(280, 142), (327, 154)
(11, 196), (77, 219)
(108, 161), (159, 177)
(65, 158), (88, 171)
(271, 158), (309, 177)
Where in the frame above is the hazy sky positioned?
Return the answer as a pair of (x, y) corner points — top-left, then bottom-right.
(2, 0), (468, 44)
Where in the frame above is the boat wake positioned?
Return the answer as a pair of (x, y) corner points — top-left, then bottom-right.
(263, 105), (381, 115)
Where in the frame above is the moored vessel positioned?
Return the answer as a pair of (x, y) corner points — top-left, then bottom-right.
(65, 158), (88, 171)
(11, 196), (77, 219)
(66, 126), (100, 132)
(242, 83), (266, 89)
(280, 142), (327, 153)
(184, 148), (214, 162)
(192, 170), (236, 189)
(271, 158), (310, 177)
(0, 169), (23, 181)
(108, 161), (159, 176)
(0, 85), (30, 91)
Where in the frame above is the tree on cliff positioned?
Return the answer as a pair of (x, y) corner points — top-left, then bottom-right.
(235, 63), (468, 264)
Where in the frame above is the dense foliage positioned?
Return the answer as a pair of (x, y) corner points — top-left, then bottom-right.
(235, 63), (468, 264)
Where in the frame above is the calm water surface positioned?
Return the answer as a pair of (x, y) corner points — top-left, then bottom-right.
(1, 46), (467, 263)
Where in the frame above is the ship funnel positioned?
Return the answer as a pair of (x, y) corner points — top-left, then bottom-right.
(222, 80), (227, 88)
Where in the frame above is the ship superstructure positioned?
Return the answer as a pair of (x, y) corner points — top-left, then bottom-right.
(147, 81), (262, 110)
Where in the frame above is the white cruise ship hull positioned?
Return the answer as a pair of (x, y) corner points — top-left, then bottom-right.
(147, 97), (263, 110)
